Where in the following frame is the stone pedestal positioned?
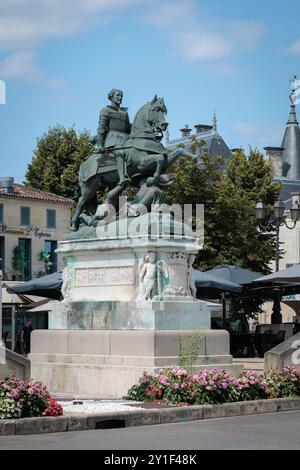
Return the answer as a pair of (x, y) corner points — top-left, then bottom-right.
(30, 329), (242, 399)
(30, 225), (241, 398)
(50, 300), (210, 331)
(58, 236), (202, 304)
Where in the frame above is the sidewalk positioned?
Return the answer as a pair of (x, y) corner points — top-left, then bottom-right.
(1, 397), (300, 436)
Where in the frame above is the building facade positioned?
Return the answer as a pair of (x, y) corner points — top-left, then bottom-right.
(165, 112), (232, 162)
(262, 77), (300, 323)
(0, 177), (73, 281)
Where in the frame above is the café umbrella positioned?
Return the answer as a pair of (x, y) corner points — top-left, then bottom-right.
(7, 272), (63, 300)
(204, 265), (262, 328)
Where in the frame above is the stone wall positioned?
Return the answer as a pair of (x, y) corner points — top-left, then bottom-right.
(0, 346), (30, 381)
(264, 332), (300, 371)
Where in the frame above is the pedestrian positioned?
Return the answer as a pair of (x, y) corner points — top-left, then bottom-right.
(21, 319), (33, 354)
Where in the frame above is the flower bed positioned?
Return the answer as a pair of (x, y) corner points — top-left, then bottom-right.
(0, 376), (63, 420)
(127, 367), (300, 405)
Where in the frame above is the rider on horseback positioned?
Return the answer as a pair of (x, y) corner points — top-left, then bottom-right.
(95, 89), (131, 186)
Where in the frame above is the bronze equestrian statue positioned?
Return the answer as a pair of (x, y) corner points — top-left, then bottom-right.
(71, 91), (194, 231)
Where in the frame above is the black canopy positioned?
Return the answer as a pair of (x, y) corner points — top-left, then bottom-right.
(6, 269), (242, 301)
(193, 269), (242, 297)
(7, 272), (63, 300)
(205, 264), (262, 286)
(253, 264), (300, 284)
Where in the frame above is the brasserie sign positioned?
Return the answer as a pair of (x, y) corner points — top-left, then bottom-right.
(0, 224), (52, 238)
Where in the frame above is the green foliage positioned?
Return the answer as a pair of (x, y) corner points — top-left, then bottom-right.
(165, 144), (282, 319)
(0, 375), (62, 419)
(178, 331), (204, 375)
(24, 125), (95, 202)
(127, 367), (300, 406)
(167, 145), (281, 272)
(265, 367), (300, 398)
(37, 250), (53, 275)
(12, 245), (25, 279)
(127, 372), (159, 402)
(22, 395), (48, 418)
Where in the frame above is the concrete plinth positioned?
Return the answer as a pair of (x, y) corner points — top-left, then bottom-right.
(30, 329), (243, 398)
(31, 229), (242, 398)
(264, 332), (300, 371)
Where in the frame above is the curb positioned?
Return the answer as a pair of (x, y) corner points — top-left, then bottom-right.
(1, 398), (300, 436)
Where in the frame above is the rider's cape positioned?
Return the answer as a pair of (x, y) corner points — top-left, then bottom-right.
(80, 155), (100, 182)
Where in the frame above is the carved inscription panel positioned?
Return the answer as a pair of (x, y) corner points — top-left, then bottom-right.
(75, 266), (134, 287)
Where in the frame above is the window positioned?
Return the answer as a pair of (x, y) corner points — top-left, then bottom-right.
(46, 209), (56, 229)
(18, 238), (32, 280)
(20, 207), (30, 226)
(44, 240), (57, 273)
(0, 204), (3, 224)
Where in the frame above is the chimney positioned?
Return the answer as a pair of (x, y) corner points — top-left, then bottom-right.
(264, 147), (284, 177)
(0, 177), (14, 193)
(180, 125), (192, 138)
(194, 124), (213, 134)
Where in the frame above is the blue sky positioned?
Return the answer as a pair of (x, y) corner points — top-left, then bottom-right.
(0, 0), (300, 183)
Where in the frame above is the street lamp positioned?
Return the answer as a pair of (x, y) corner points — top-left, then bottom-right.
(255, 199), (300, 272)
(255, 199), (300, 324)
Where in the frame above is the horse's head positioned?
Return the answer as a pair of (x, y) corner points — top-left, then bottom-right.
(130, 95), (169, 141)
(147, 95), (169, 134)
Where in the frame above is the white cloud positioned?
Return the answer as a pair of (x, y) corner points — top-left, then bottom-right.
(0, 0), (268, 82)
(145, 0), (267, 70)
(177, 31), (233, 61)
(0, 50), (68, 86)
(229, 20), (267, 51)
(0, 0), (143, 50)
(288, 39), (300, 54)
(0, 51), (42, 80)
(0, 0), (143, 81)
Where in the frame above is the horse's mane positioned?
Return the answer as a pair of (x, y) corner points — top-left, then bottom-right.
(130, 102), (153, 138)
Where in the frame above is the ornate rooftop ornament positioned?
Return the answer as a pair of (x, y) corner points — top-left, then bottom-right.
(281, 76), (300, 179)
(290, 75), (300, 106)
(213, 109), (217, 132)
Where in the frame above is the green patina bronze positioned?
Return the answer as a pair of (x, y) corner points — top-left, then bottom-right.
(71, 90), (195, 232)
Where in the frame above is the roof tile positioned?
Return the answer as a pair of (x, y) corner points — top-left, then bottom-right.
(0, 184), (74, 205)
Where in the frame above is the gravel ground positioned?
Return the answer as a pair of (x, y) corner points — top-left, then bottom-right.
(58, 400), (146, 414)
(58, 399), (177, 414)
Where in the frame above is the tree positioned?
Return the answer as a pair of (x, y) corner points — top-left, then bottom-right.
(12, 245), (25, 281)
(165, 144), (282, 319)
(36, 250), (53, 278)
(24, 125), (95, 202)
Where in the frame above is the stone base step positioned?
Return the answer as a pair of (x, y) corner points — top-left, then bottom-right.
(233, 358), (264, 371)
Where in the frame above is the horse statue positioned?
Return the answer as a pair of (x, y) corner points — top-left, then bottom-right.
(71, 96), (191, 230)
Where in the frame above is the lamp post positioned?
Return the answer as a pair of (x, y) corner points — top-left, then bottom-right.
(255, 199), (300, 272)
(255, 199), (300, 323)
